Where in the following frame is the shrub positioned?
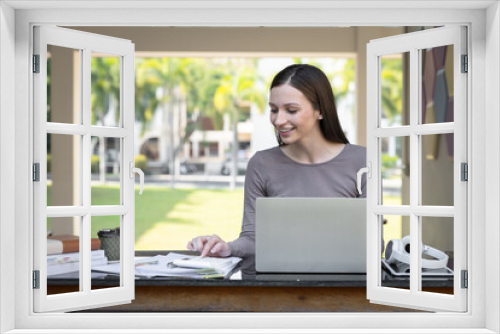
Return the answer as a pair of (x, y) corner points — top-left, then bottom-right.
(91, 155), (100, 173)
(381, 153), (399, 178)
(135, 154), (148, 171)
(47, 154), (51, 173)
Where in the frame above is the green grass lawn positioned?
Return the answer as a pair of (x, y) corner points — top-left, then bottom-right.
(48, 185), (244, 250)
(47, 185), (403, 252)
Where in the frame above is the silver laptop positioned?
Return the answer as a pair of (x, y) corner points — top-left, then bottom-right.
(256, 198), (367, 274)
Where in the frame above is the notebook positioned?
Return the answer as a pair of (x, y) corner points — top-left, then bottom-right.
(255, 197), (367, 274)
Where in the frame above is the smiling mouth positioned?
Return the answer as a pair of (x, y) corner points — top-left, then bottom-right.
(278, 128), (294, 136)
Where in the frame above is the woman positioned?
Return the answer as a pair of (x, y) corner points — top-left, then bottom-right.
(187, 64), (366, 275)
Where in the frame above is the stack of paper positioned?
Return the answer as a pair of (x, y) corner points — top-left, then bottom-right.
(92, 252), (242, 279)
(47, 250), (108, 276)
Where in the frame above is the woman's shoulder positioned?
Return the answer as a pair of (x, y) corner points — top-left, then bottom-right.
(248, 146), (283, 168)
(341, 143), (366, 164)
(345, 143), (367, 155)
(251, 146), (281, 160)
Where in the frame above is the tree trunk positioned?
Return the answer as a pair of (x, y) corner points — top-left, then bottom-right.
(230, 107), (238, 191)
(99, 136), (105, 183)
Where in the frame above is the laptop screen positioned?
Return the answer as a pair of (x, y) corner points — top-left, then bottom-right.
(255, 197), (367, 274)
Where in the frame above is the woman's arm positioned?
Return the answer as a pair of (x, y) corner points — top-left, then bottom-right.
(186, 152), (267, 258)
(227, 152), (267, 257)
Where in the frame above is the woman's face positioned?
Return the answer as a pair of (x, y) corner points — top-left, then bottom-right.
(269, 84), (323, 146)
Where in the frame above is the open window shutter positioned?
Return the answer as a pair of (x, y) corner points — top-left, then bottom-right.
(33, 25), (135, 312)
(366, 26), (467, 312)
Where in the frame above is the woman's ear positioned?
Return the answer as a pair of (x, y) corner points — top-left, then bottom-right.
(315, 107), (323, 120)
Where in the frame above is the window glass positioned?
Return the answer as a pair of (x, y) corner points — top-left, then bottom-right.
(91, 52), (121, 127)
(47, 217), (82, 295)
(420, 216), (454, 295)
(91, 136), (121, 206)
(421, 45), (454, 125)
(421, 134), (454, 206)
(380, 52), (409, 127)
(381, 136), (409, 205)
(47, 45), (81, 124)
(47, 133), (81, 206)
(381, 215), (410, 290)
(91, 216), (121, 290)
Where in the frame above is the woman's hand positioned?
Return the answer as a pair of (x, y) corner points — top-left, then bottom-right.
(186, 234), (231, 258)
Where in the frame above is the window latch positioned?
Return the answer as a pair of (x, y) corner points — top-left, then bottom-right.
(129, 161), (145, 195)
(357, 162), (371, 195)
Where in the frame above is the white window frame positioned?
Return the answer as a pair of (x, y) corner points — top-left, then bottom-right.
(366, 26), (468, 312)
(33, 25), (136, 313)
(1, 2), (498, 333)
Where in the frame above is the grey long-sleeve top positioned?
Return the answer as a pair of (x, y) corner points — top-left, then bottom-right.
(228, 144), (367, 267)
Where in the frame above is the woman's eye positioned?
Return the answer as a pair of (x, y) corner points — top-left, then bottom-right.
(270, 109), (278, 113)
(287, 109), (298, 114)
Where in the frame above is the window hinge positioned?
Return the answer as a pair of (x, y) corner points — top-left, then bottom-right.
(33, 54), (40, 73)
(33, 270), (40, 289)
(461, 162), (468, 181)
(461, 54), (468, 73)
(33, 163), (40, 182)
(461, 270), (468, 289)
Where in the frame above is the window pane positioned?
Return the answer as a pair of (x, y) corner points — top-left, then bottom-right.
(91, 52), (121, 127)
(91, 136), (121, 206)
(421, 134), (454, 206)
(380, 52), (409, 127)
(381, 215), (410, 290)
(91, 216), (121, 290)
(381, 137), (409, 205)
(47, 45), (81, 124)
(47, 133), (81, 206)
(421, 45), (454, 125)
(420, 216), (454, 295)
(47, 217), (82, 295)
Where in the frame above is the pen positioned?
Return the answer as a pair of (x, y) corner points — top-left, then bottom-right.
(135, 260), (159, 267)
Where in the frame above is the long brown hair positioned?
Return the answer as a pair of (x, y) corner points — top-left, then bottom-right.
(270, 64), (349, 145)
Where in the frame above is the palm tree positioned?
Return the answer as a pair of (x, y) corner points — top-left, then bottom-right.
(380, 56), (404, 126)
(329, 58), (355, 104)
(90, 56), (121, 182)
(328, 58), (356, 140)
(135, 57), (185, 184)
(136, 57), (222, 185)
(135, 58), (162, 134)
(213, 59), (266, 190)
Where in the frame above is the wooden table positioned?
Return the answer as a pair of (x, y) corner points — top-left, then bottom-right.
(48, 251), (453, 313)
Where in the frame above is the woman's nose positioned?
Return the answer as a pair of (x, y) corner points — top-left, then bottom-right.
(273, 110), (287, 126)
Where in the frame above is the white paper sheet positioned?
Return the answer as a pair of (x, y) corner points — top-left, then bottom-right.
(92, 252), (242, 279)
